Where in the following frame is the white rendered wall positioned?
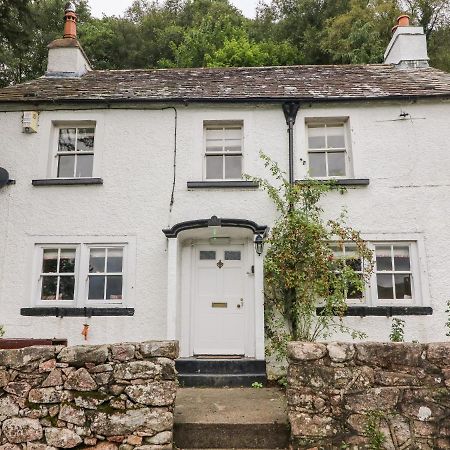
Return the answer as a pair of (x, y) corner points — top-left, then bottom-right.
(0, 100), (449, 346)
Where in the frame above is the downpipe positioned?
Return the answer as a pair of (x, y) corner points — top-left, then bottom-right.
(282, 102), (300, 185)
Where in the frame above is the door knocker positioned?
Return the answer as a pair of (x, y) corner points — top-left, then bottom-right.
(217, 260), (224, 269)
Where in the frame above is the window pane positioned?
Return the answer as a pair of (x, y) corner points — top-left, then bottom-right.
(59, 249), (76, 273)
(107, 248), (123, 272)
(327, 126), (345, 148)
(308, 126), (326, 149)
(88, 276), (105, 300)
(395, 274), (412, 299)
(224, 142), (241, 152)
(205, 128), (224, 140)
(58, 276), (75, 300)
(106, 276), (123, 300)
(42, 249), (58, 273)
(347, 274), (363, 299)
(76, 154), (93, 177)
(377, 274), (394, 299)
(376, 246), (392, 271)
(309, 152), (326, 177)
(90, 249), (106, 273)
(224, 128), (242, 140)
(200, 251), (216, 260)
(225, 155), (242, 179)
(328, 152), (346, 176)
(206, 144), (223, 153)
(58, 128), (76, 152)
(394, 246), (411, 271)
(225, 251), (241, 260)
(77, 128), (95, 152)
(58, 155), (75, 177)
(206, 155), (223, 179)
(41, 276), (57, 300)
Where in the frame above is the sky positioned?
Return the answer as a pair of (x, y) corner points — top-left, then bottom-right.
(88, 0), (261, 18)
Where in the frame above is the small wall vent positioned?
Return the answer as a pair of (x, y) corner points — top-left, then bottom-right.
(22, 111), (39, 133)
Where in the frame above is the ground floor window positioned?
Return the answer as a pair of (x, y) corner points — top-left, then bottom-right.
(33, 241), (130, 307)
(332, 241), (421, 307)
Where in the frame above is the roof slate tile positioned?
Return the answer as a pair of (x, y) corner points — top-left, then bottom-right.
(0, 65), (449, 104)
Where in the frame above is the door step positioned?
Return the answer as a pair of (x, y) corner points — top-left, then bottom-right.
(174, 388), (289, 449)
(176, 358), (267, 387)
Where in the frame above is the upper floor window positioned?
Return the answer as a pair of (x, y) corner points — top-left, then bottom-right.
(204, 123), (243, 180)
(56, 127), (95, 178)
(307, 123), (347, 178)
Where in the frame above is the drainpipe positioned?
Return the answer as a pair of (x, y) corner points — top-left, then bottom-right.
(282, 102), (300, 185)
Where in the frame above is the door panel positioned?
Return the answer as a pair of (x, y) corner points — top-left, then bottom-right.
(193, 246), (246, 355)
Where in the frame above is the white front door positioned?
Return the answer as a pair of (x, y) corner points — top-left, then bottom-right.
(192, 245), (247, 355)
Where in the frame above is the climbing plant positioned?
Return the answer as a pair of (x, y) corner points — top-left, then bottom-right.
(248, 153), (374, 357)
(0, 325), (4, 337)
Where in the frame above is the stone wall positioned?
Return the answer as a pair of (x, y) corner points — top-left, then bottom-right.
(0, 341), (178, 450)
(287, 342), (450, 449)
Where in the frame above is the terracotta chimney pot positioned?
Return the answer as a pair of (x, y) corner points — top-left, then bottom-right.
(397, 15), (410, 27)
(63, 2), (77, 39)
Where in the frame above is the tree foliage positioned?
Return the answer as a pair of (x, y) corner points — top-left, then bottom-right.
(0, 0), (449, 87)
(248, 154), (374, 353)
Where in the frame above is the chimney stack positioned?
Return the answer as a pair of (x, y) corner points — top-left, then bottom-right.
(46, 2), (92, 77)
(384, 15), (429, 68)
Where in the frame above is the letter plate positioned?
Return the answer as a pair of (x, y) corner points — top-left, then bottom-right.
(212, 302), (227, 308)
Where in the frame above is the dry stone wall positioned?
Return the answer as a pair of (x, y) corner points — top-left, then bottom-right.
(287, 342), (450, 449)
(0, 341), (179, 450)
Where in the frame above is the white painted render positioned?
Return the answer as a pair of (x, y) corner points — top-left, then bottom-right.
(47, 46), (92, 76)
(0, 99), (450, 351)
(384, 26), (429, 66)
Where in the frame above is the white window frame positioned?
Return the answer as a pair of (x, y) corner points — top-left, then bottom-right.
(305, 120), (351, 179)
(31, 236), (135, 308)
(34, 245), (81, 306)
(331, 236), (427, 307)
(84, 244), (127, 305)
(331, 242), (366, 305)
(203, 121), (244, 181)
(370, 241), (420, 307)
(51, 122), (97, 179)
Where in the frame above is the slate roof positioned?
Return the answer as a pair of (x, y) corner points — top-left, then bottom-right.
(1, 64), (450, 104)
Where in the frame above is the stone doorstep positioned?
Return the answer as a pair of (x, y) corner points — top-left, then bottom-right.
(174, 388), (289, 449)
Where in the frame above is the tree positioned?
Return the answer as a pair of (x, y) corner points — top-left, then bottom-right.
(248, 154), (373, 354)
(321, 0), (399, 64)
(206, 36), (301, 67)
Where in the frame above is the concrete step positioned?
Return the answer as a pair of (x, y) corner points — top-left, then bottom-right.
(174, 388), (289, 449)
(176, 358), (267, 387)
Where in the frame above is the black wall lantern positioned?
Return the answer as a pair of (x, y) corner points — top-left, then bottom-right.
(254, 234), (264, 255)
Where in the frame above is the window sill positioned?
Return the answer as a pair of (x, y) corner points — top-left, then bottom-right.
(187, 181), (259, 189)
(32, 178), (103, 186)
(316, 306), (432, 317)
(296, 178), (370, 186)
(20, 307), (134, 317)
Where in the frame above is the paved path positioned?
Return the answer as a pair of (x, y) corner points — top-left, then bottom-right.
(174, 388), (289, 449)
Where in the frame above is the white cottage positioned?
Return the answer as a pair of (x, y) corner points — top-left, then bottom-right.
(1, 7), (450, 365)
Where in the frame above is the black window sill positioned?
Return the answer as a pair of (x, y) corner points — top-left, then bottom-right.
(316, 306), (432, 317)
(296, 178), (370, 186)
(187, 181), (259, 189)
(21, 307), (134, 317)
(32, 178), (103, 186)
